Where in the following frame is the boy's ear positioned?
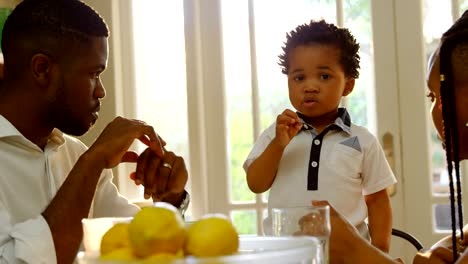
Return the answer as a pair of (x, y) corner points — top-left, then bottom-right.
(30, 53), (54, 88)
(342, 78), (355, 96)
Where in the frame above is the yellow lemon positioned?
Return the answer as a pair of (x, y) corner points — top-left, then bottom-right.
(100, 247), (136, 261)
(185, 214), (239, 257)
(128, 202), (186, 258)
(100, 223), (131, 255)
(141, 250), (184, 263)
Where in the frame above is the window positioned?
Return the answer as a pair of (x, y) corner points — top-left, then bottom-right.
(131, 0), (192, 218)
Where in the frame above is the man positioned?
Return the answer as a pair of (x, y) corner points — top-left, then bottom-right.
(0, 0), (189, 263)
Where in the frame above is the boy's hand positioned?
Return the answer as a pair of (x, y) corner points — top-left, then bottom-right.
(274, 109), (303, 148)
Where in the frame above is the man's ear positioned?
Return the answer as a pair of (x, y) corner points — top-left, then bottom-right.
(343, 78), (355, 96)
(30, 53), (54, 87)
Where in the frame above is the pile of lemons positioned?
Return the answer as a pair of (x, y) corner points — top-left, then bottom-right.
(99, 202), (239, 262)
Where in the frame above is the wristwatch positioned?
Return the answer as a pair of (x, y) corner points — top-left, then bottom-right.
(178, 190), (190, 218)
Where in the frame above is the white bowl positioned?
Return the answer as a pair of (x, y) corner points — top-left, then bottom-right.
(77, 236), (322, 264)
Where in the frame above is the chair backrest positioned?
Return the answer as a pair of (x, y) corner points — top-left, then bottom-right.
(391, 228), (424, 251)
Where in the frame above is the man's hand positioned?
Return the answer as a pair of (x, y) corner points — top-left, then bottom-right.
(84, 116), (188, 207)
(130, 148), (188, 205)
(85, 117), (164, 169)
(273, 109), (303, 148)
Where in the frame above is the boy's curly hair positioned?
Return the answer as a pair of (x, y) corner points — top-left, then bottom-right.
(278, 19), (360, 79)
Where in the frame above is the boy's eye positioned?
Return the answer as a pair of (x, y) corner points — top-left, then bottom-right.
(426, 91), (436, 102)
(294, 75), (305, 81)
(320, 74), (330, 80)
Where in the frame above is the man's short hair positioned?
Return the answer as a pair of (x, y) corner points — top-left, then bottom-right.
(1, 0), (109, 79)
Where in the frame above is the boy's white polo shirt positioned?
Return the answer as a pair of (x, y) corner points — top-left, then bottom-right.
(244, 108), (397, 233)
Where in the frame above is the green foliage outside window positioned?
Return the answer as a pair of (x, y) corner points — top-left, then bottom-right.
(461, 0), (468, 13)
(231, 210), (257, 235)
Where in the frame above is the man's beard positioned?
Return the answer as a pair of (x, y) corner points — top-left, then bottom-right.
(50, 80), (93, 136)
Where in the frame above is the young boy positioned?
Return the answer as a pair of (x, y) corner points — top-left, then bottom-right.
(243, 19), (397, 253)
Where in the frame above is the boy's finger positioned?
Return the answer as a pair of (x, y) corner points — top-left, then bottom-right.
(283, 110), (301, 122)
(277, 115), (298, 126)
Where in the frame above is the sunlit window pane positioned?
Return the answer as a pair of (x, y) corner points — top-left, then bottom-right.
(261, 208), (268, 235)
(262, 192), (269, 203)
(344, 0), (374, 131)
(221, 0), (256, 204)
(423, 0), (453, 46)
(461, 0), (468, 12)
(132, 1), (191, 216)
(433, 204), (461, 231)
(430, 128), (450, 195)
(231, 210), (257, 235)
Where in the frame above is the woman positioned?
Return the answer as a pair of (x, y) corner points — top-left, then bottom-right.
(314, 10), (468, 264)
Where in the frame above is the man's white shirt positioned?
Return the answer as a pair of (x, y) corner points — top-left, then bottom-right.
(0, 115), (139, 263)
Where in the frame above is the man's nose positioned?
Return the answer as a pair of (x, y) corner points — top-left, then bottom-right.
(95, 79), (106, 98)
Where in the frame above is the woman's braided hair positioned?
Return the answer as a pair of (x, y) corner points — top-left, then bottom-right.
(439, 9), (468, 261)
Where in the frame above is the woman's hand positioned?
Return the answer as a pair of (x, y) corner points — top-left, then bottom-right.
(413, 247), (454, 264)
(413, 228), (468, 264)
